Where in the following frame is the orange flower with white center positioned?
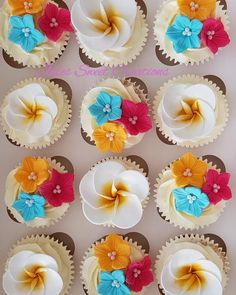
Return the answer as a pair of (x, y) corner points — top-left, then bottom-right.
(171, 152), (208, 187)
(8, 0), (45, 16)
(177, 0), (216, 21)
(15, 156), (50, 193)
(95, 233), (131, 272)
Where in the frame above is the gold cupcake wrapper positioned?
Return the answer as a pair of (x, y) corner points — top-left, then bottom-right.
(152, 74), (229, 148)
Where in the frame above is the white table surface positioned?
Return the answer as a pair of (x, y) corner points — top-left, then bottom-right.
(0, 0), (235, 294)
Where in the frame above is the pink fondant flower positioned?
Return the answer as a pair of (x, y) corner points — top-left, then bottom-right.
(39, 169), (75, 207)
(202, 169), (232, 205)
(201, 18), (230, 54)
(38, 2), (74, 42)
(125, 256), (154, 292)
(117, 100), (152, 136)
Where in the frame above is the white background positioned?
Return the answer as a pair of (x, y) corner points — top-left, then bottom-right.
(0, 0), (235, 294)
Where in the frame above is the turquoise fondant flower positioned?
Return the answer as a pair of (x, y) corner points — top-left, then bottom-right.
(12, 192), (46, 222)
(166, 15), (203, 53)
(98, 270), (131, 295)
(8, 14), (45, 53)
(89, 92), (122, 126)
(173, 186), (210, 217)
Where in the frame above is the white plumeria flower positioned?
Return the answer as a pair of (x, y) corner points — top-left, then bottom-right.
(79, 160), (149, 229)
(5, 83), (58, 137)
(3, 251), (63, 295)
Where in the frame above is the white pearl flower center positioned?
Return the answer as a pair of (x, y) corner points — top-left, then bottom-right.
(28, 172), (37, 180)
(182, 27), (192, 37)
(213, 183), (221, 193)
(24, 1), (33, 9)
(25, 199), (35, 207)
(106, 132), (115, 141)
(103, 104), (112, 113)
(53, 185), (62, 194)
(187, 195), (197, 204)
(189, 1), (199, 11)
(128, 116), (138, 125)
(207, 30), (215, 40)
(133, 268), (141, 278)
(107, 251), (117, 260)
(50, 18), (59, 28)
(112, 280), (120, 288)
(22, 27), (31, 37)
(183, 168), (192, 177)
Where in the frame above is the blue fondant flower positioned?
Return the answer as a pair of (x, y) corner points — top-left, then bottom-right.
(89, 92), (122, 126)
(166, 15), (203, 53)
(12, 192), (46, 222)
(173, 186), (210, 217)
(8, 14), (45, 53)
(98, 270), (131, 295)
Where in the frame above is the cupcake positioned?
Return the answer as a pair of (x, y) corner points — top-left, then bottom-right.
(81, 232), (154, 294)
(71, 0), (148, 67)
(153, 75), (228, 147)
(154, 0), (230, 65)
(80, 78), (152, 153)
(5, 155), (75, 227)
(1, 78), (72, 149)
(79, 156), (150, 229)
(0, 0), (73, 68)
(3, 232), (75, 295)
(155, 152), (232, 230)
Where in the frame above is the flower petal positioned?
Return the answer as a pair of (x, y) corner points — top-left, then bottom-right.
(82, 202), (114, 225)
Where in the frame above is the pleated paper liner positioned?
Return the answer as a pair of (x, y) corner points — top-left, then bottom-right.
(154, 154), (227, 230)
(154, 0), (229, 66)
(0, 77), (72, 149)
(153, 74), (229, 147)
(81, 76), (150, 148)
(77, 0), (148, 68)
(6, 156), (74, 228)
(155, 233), (230, 295)
(1, 0), (71, 68)
(4, 232), (75, 295)
(81, 232), (150, 295)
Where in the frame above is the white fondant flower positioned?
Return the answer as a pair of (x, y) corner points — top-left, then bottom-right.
(71, 0), (137, 52)
(161, 249), (223, 295)
(3, 250), (63, 295)
(79, 160), (149, 229)
(5, 83), (58, 137)
(160, 83), (216, 140)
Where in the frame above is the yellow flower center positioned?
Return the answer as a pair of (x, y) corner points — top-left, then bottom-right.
(20, 100), (46, 124)
(176, 98), (203, 124)
(19, 264), (46, 291)
(93, 8), (121, 35)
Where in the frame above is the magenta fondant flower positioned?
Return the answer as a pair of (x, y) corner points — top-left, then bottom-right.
(125, 256), (154, 292)
(38, 2), (74, 42)
(117, 100), (152, 136)
(201, 18), (230, 54)
(202, 169), (232, 205)
(39, 169), (74, 207)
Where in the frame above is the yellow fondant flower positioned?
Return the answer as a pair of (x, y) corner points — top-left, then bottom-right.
(177, 0), (216, 21)
(15, 156), (50, 193)
(171, 152), (208, 187)
(93, 122), (128, 153)
(8, 0), (45, 16)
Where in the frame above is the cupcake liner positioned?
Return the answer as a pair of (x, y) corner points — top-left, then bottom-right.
(153, 0), (230, 66)
(154, 155), (227, 230)
(4, 234), (74, 295)
(0, 77), (72, 149)
(155, 233), (230, 294)
(153, 74), (229, 148)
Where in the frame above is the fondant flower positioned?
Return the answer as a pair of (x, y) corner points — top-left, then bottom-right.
(95, 234), (131, 272)
(5, 83), (58, 137)
(89, 92), (122, 126)
(8, 0), (44, 16)
(3, 251), (63, 295)
(38, 3), (74, 42)
(126, 256), (154, 292)
(15, 157), (50, 193)
(12, 192), (46, 222)
(201, 18), (230, 54)
(98, 270), (131, 295)
(171, 153), (208, 187)
(117, 100), (152, 136)
(93, 122), (128, 153)
(202, 169), (232, 205)
(166, 15), (203, 53)
(39, 169), (74, 207)
(80, 160), (149, 229)
(8, 15), (45, 52)
(173, 186), (210, 217)
(177, 0), (216, 21)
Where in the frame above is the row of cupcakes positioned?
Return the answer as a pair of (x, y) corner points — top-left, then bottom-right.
(0, 0), (231, 68)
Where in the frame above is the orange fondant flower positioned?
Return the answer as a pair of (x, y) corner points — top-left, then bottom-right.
(177, 0), (216, 21)
(8, 0), (45, 16)
(171, 152), (208, 187)
(93, 122), (128, 153)
(15, 157), (50, 193)
(95, 233), (131, 272)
